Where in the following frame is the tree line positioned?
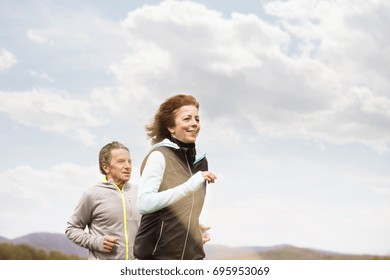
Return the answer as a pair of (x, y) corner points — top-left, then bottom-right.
(0, 243), (85, 260)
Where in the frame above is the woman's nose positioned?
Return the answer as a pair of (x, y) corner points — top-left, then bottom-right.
(190, 118), (198, 126)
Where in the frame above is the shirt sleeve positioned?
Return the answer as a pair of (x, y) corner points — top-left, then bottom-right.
(137, 150), (206, 215)
(65, 191), (104, 252)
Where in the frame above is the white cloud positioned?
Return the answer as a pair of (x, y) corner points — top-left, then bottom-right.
(1, 0), (389, 256)
(24, 10), (127, 69)
(0, 164), (100, 238)
(201, 154), (390, 255)
(263, 0), (390, 93)
(204, 191), (390, 255)
(0, 48), (17, 71)
(105, 0), (390, 152)
(27, 30), (49, 44)
(29, 70), (55, 83)
(8, 0), (389, 151)
(370, 185), (390, 196)
(0, 89), (105, 145)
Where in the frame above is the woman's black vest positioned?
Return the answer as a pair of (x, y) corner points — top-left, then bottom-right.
(134, 145), (208, 260)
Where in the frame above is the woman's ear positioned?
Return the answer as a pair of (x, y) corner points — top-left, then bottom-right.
(167, 126), (175, 134)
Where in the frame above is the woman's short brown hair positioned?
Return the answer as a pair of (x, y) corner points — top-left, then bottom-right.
(146, 94), (199, 144)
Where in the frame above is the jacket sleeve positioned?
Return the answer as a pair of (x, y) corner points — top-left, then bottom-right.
(137, 150), (205, 215)
(65, 191), (104, 252)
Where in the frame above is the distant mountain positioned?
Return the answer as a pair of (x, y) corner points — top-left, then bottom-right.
(1, 233), (88, 258)
(1, 233), (389, 260)
(0, 236), (10, 243)
(206, 244), (390, 260)
(204, 244), (290, 260)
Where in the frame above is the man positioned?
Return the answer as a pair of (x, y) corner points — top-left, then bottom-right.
(66, 141), (140, 260)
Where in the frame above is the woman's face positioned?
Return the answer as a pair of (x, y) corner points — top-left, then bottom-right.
(168, 105), (200, 143)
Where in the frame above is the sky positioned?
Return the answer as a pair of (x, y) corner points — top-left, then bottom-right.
(0, 0), (389, 256)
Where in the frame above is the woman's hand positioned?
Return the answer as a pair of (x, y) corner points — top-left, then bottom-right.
(201, 171), (217, 183)
(199, 223), (211, 244)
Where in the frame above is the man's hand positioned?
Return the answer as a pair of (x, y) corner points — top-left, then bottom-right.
(103, 235), (118, 253)
(199, 223), (211, 244)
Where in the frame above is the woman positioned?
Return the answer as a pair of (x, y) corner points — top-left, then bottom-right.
(134, 94), (217, 260)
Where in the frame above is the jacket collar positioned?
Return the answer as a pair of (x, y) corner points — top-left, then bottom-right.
(152, 138), (207, 164)
(101, 176), (129, 191)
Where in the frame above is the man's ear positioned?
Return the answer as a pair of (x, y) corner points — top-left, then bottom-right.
(102, 162), (110, 174)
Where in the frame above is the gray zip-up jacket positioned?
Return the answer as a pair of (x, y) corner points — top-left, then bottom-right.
(65, 179), (140, 260)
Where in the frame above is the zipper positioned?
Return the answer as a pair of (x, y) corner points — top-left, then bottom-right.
(152, 220), (164, 256)
(115, 184), (129, 260)
(181, 153), (195, 260)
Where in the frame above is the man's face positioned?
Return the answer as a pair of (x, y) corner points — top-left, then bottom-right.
(103, 148), (132, 188)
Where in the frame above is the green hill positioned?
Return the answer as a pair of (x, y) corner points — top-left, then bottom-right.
(0, 243), (85, 260)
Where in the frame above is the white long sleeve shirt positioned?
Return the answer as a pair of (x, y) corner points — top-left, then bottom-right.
(137, 149), (206, 215)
